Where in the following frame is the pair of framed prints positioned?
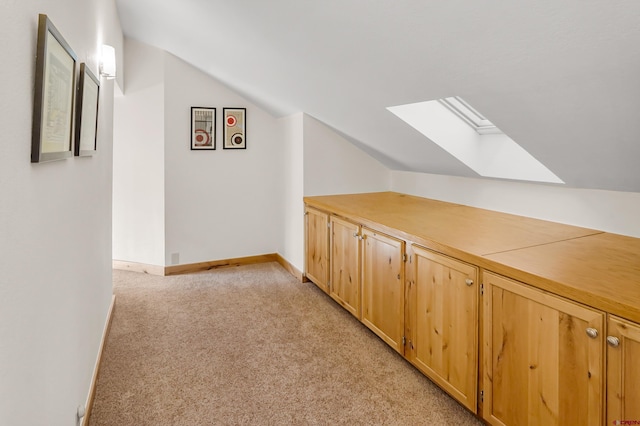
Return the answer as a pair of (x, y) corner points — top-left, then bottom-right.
(190, 107), (246, 151)
(31, 14), (99, 163)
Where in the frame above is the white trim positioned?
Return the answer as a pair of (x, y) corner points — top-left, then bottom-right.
(438, 96), (501, 135)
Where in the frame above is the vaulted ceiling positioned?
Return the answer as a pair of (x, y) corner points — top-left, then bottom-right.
(115, 0), (640, 192)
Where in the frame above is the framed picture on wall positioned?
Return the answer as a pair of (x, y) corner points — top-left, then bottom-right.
(191, 107), (216, 150)
(74, 63), (100, 157)
(31, 14), (77, 163)
(223, 108), (246, 149)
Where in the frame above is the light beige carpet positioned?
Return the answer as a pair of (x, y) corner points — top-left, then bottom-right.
(89, 262), (482, 425)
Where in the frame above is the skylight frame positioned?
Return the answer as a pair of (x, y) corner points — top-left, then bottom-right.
(438, 96), (501, 135)
(387, 97), (564, 185)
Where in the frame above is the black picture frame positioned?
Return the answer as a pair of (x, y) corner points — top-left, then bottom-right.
(31, 14), (77, 163)
(74, 63), (100, 157)
(191, 107), (216, 150)
(223, 108), (246, 149)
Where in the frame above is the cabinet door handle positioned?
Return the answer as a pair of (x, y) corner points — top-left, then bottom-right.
(353, 232), (359, 238)
(607, 336), (620, 347)
(465, 278), (473, 286)
(585, 328), (599, 339)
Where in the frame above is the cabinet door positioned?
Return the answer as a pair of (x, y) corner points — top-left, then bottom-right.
(305, 207), (329, 293)
(330, 216), (361, 318)
(361, 228), (405, 354)
(409, 246), (478, 411)
(607, 316), (640, 424)
(482, 272), (604, 426)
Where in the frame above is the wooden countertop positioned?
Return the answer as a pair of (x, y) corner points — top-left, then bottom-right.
(304, 192), (600, 256)
(485, 233), (640, 323)
(304, 191), (640, 323)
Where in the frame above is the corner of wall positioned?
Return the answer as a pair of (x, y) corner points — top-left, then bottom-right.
(302, 115), (391, 196)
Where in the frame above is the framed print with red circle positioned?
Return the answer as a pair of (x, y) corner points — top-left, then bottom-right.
(191, 107), (216, 150)
(223, 108), (246, 149)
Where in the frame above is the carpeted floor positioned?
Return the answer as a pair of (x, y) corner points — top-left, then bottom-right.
(89, 262), (482, 425)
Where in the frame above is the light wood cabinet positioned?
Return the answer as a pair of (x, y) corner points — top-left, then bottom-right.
(361, 228), (405, 354)
(304, 193), (640, 425)
(607, 316), (640, 424)
(482, 272), (604, 426)
(329, 216), (361, 318)
(408, 245), (479, 412)
(304, 206), (330, 293)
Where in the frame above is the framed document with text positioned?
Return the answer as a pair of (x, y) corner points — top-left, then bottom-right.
(32, 14), (77, 163)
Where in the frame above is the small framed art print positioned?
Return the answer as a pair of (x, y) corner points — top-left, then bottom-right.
(191, 107), (216, 150)
(223, 108), (246, 149)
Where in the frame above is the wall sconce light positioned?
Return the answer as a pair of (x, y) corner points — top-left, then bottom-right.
(100, 44), (116, 79)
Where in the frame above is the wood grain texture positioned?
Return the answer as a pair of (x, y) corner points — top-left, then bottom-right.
(305, 192), (640, 325)
(112, 260), (165, 276)
(482, 272), (604, 426)
(164, 254), (278, 276)
(361, 227), (405, 354)
(304, 207), (330, 291)
(304, 192), (599, 257)
(275, 254), (306, 283)
(410, 245), (479, 412)
(330, 216), (361, 318)
(484, 233), (640, 323)
(607, 316), (640, 425)
(304, 192), (640, 424)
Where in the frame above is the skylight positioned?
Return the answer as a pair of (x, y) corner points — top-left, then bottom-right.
(387, 97), (564, 184)
(438, 97), (501, 135)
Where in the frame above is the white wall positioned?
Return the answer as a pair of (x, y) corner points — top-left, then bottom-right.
(303, 114), (390, 196)
(163, 53), (283, 265)
(112, 39), (165, 266)
(272, 113), (390, 273)
(279, 113), (305, 270)
(278, 113), (391, 273)
(392, 171), (640, 238)
(0, 1), (122, 424)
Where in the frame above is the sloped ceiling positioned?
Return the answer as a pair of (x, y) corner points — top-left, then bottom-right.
(115, 0), (640, 192)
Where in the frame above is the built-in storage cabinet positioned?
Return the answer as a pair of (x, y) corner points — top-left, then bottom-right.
(408, 245), (479, 412)
(329, 216), (361, 318)
(482, 272), (604, 426)
(361, 228), (405, 354)
(304, 206), (330, 293)
(607, 316), (640, 424)
(304, 193), (640, 425)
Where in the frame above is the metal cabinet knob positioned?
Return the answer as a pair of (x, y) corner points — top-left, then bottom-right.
(607, 336), (620, 347)
(465, 278), (473, 286)
(353, 232), (358, 238)
(585, 328), (599, 339)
